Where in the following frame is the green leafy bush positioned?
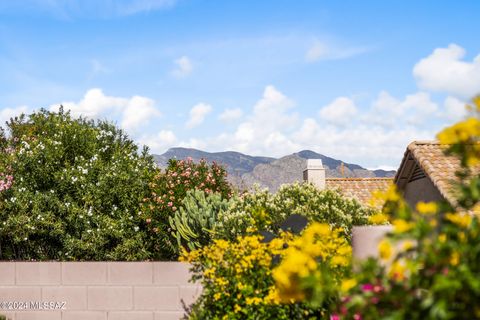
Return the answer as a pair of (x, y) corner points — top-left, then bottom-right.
(0, 109), (157, 260)
(143, 158), (233, 259)
(218, 183), (374, 241)
(169, 189), (231, 253)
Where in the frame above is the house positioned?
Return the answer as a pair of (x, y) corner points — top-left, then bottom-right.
(395, 140), (480, 208)
(394, 141), (468, 207)
(303, 159), (393, 209)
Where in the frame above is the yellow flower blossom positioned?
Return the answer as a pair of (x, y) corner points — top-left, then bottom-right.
(438, 233), (447, 243)
(392, 219), (415, 233)
(245, 297), (263, 305)
(368, 213), (390, 225)
(401, 240), (415, 251)
(445, 213), (472, 228)
(389, 260), (407, 281)
(234, 304), (241, 313)
(416, 202), (438, 215)
(450, 252), (460, 266)
(378, 239), (392, 260)
(437, 115), (480, 166)
(272, 222), (350, 303)
(341, 278), (357, 292)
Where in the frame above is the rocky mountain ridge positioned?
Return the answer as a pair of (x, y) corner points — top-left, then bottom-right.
(154, 147), (396, 191)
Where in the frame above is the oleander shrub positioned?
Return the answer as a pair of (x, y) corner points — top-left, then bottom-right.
(0, 108), (158, 260)
(142, 157), (233, 259)
(218, 183), (374, 241)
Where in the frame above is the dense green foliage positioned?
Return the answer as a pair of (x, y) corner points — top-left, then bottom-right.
(218, 183), (374, 241)
(0, 109), (157, 260)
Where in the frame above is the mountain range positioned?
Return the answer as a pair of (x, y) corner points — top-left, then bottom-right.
(154, 147), (396, 191)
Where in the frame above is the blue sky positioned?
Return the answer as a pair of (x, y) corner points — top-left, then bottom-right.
(0, 0), (479, 169)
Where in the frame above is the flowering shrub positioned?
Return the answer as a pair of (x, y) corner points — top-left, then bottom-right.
(143, 158), (233, 259)
(0, 109), (158, 260)
(273, 223), (351, 314)
(219, 183), (374, 241)
(332, 96), (480, 319)
(181, 229), (320, 320)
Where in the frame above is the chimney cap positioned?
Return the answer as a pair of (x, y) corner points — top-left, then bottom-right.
(305, 159), (323, 170)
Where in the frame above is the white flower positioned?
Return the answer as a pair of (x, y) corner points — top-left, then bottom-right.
(134, 226), (139, 232)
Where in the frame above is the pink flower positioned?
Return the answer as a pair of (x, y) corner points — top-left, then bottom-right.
(330, 314), (340, 320)
(353, 314), (362, 320)
(373, 285), (382, 293)
(167, 202), (173, 207)
(361, 283), (374, 292)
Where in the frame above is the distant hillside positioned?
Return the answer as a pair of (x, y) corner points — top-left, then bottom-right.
(155, 147), (275, 176)
(154, 148), (396, 191)
(372, 169), (397, 178)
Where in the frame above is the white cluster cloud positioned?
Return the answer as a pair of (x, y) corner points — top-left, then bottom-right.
(218, 108), (243, 123)
(413, 44), (480, 98)
(368, 91), (438, 127)
(186, 103), (212, 128)
(121, 95), (160, 131)
(319, 97), (358, 126)
(50, 88), (161, 131)
(177, 85), (439, 166)
(444, 96), (468, 121)
(171, 56), (193, 78)
(138, 129), (177, 152)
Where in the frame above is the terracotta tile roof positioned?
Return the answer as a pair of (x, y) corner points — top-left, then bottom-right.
(394, 141), (480, 206)
(326, 177), (394, 208)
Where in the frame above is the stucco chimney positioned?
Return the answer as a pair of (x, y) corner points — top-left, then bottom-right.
(303, 159), (325, 190)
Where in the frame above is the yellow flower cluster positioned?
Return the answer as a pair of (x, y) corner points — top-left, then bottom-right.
(180, 231), (292, 315)
(416, 201), (438, 215)
(437, 97), (480, 166)
(368, 213), (390, 225)
(272, 223), (351, 303)
(445, 212), (472, 228)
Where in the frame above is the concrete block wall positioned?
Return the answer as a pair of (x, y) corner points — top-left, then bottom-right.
(0, 262), (201, 320)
